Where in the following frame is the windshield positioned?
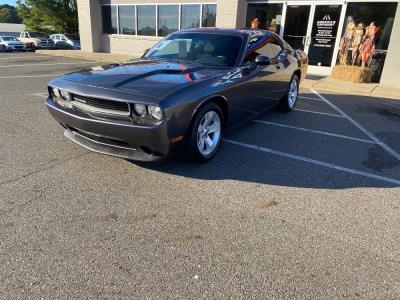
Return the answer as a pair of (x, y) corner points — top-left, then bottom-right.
(30, 32), (47, 38)
(1, 36), (17, 41)
(146, 33), (243, 67)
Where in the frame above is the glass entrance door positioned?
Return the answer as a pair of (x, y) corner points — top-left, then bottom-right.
(283, 5), (311, 51)
(308, 5), (342, 67)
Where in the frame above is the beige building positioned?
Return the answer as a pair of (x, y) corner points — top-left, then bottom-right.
(77, 0), (400, 85)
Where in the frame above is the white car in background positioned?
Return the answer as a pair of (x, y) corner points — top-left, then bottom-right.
(0, 36), (26, 52)
(50, 34), (81, 50)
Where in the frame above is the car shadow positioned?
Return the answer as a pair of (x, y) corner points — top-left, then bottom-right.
(131, 92), (400, 189)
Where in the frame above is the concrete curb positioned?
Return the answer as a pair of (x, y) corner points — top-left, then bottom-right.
(36, 50), (134, 63)
(302, 77), (400, 100)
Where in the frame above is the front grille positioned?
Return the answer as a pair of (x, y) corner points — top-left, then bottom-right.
(71, 94), (130, 116)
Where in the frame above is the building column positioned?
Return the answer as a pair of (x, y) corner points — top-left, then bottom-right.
(380, 1), (400, 86)
(216, 0), (247, 28)
(77, 0), (102, 53)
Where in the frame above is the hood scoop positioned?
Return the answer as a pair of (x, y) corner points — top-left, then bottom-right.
(113, 66), (203, 88)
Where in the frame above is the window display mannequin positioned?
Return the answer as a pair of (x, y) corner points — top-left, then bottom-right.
(359, 22), (379, 68)
(351, 23), (365, 65)
(339, 20), (355, 65)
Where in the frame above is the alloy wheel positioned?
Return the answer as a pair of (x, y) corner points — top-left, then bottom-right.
(288, 79), (298, 108)
(196, 111), (221, 156)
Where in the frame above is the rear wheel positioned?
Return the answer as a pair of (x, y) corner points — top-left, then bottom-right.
(279, 75), (299, 112)
(189, 103), (224, 162)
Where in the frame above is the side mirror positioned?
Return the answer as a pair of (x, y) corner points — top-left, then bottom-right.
(255, 55), (271, 66)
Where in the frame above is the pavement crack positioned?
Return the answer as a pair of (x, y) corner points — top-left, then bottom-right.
(0, 151), (91, 187)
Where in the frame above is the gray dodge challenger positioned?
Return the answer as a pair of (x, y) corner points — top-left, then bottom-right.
(46, 28), (308, 162)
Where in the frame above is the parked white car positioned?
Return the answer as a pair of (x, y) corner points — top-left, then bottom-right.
(0, 36), (26, 52)
(50, 34), (80, 49)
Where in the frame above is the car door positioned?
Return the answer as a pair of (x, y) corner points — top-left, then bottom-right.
(240, 34), (288, 113)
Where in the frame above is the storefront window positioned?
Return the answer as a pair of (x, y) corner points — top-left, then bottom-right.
(246, 4), (283, 33)
(138, 5), (157, 36)
(181, 5), (201, 29)
(158, 5), (179, 37)
(344, 2), (397, 50)
(202, 4), (217, 27)
(102, 6), (118, 34)
(338, 2), (398, 81)
(119, 6), (135, 35)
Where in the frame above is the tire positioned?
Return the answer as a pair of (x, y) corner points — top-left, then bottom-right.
(188, 102), (224, 162)
(1, 45), (6, 52)
(279, 74), (299, 112)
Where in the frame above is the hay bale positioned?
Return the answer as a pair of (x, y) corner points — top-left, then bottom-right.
(331, 65), (372, 83)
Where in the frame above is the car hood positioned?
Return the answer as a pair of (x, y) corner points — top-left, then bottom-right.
(5, 41), (24, 45)
(56, 59), (228, 100)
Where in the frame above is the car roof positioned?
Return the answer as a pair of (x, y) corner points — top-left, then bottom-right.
(177, 27), (274, 39)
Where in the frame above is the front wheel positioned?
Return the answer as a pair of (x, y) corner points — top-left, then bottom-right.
(279, 75), (299, 112)
(189, 103), (224, 162)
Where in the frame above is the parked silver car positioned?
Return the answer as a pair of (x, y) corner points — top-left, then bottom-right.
(50, 34), (81, 50)
(0, 36), (26, 52)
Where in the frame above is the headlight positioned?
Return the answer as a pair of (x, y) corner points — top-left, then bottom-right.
(52, 88), (60, 98)
(133, 103), (146, 117)
(148, 105), (163, 120)
(59, 89), (71, 100)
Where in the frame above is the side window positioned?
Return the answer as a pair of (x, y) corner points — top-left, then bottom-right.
(244, 35), (284, 64)
(270, 38), (284, 57)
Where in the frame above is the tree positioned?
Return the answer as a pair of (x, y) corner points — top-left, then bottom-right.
(0, 4), (22, 23)
(16, 0), (78, 35)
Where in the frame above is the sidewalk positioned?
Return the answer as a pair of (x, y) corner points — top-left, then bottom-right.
(38, 50), (400, 100)
(302, 76), (400, 100)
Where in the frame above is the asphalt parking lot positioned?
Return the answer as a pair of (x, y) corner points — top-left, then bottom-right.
(1, 52), (400, 299)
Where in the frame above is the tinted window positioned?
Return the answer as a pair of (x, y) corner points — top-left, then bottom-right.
(158, 5), (179, 37)
(102, 6), (118, 34)
(146, 33), (243, 67)
(181, 5), (200, 29)
(138, 5), (156, 36)
(244, 35), (282, 64)
(202, 4), (217, 27)
(119, 5), (135, 35)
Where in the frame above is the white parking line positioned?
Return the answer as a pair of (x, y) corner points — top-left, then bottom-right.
(0, 74), (63, 79)
(29, 92), (48, 97)
(0, 62), (93, 68)
(295, 108), (345, 118)
(0, 55), (49, 60)
(253, 119), (376, 144)
(224, 139), (400, 186)
(311, 89), (400, 161)
(299, 96), (322, 101)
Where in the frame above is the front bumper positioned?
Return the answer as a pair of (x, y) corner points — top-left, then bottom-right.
(46, 98), (174, 161)
(7, 45), (25, 51)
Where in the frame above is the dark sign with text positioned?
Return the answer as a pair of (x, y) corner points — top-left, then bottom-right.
(308, 5), (342, 66)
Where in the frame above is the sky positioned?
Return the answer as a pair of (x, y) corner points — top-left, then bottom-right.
(0, 0), (17, 6)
